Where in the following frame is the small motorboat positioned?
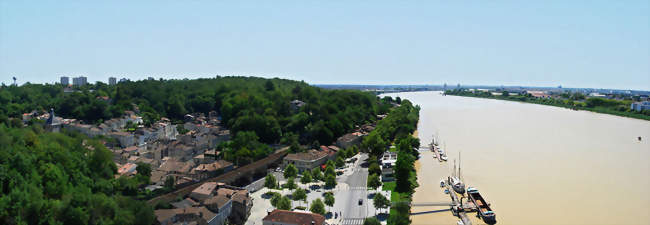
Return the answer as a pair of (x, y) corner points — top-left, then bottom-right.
(441, 155), (448, 161)
(440, 179), (446, 187)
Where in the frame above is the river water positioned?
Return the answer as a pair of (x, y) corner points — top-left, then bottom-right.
(383, 91), (650, 225)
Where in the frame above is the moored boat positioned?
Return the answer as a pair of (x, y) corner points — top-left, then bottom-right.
(451, 152), (466, 194)
(451, 176), (465, 194)
(467, 187), (497, 224)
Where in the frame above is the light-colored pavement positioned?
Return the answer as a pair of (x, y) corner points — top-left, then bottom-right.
(245, 153), (383, 225)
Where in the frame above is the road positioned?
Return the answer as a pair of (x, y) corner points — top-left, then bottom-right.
(335, 153), (371, 224)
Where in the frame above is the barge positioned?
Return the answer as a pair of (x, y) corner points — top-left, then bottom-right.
(467, 187), (496, 224)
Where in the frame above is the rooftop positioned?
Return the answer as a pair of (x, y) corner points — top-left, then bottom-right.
(285, 149), (329, 162)
(203, 195), (231, 209)
(191, 160), (233, 173)
(262, 209), (326, 225)
(154, 207), (215, 224)
(191, 182), (218, 196)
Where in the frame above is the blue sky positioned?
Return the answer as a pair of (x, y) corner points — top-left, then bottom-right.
(1, 1), (648, 90)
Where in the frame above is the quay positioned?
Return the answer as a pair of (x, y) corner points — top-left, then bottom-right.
(444, 177), (473, 225)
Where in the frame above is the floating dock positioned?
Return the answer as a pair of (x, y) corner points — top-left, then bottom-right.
(444, 178), (473, 225)
(443, 176), (497, 225)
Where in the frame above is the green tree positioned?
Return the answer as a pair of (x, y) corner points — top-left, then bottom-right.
(324, 163), (335, 178)
(362, 132), (387, 157)
(387, 202), (411, 225)
(270, 193), (282, 207)
(335, 156), (345, 168)
(364, 217), (381, 225)
(309, 198), (326, 215)
(300, 172), (312, 185)
(277, 196), (292, 210)
(292, 188), (307, 206)
(284, 163), (298, 178)
(395, 152), (415, 193)
(368, 161), (381, 176)
(283, 177), (297, 190)
(323, 192), (335, 213)
(373, 192), (390, 214)
(367, 173), (381, 191)
(311, 167), (323, 181)
(136, 162), (152, 178)
(264, 173), (277, 189)
(324, 174), (337, 189)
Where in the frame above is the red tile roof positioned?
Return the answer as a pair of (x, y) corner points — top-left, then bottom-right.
(262, 209), (325, 225)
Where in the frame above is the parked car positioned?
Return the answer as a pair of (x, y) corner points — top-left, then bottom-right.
(358, 199), (363, 205)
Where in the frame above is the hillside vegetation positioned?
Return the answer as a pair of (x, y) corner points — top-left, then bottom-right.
(0, 77), (393, 145)
(0, 124), (154, 225)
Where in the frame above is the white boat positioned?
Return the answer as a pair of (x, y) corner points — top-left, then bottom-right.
(441, 155), (448, 161)
(440, 179), (446, 187)
(451, 153), (466, 194)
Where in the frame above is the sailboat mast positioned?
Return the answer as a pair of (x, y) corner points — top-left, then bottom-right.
(458, 151), (461, 179)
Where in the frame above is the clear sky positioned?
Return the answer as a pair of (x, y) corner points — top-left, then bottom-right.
(1, 1), (648, 90)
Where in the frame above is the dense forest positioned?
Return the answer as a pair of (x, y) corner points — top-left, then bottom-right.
(0, 123), (154, 225)
(444, 89), (650, 121)
(0, 77), (393, 145)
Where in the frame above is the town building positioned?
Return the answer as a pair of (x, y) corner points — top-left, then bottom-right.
(336, 132), (364, 149)
(60, 76), (69, 86)
(203, 195), (232, 225)
(262, 209), (326, 225)
(72, 76), (87, 86)
(165, 182), (251, 225)
(631, 101), (650, 111)
(229, 189), (252, 224)
(109, 77), (117, 85)
(380, 151), (397, 181)
(282, 149), (329, 173)
(154, 206), (218, 225)
(117, 163), (137, 176)
(190, 182), (219, 201)
(526, 90), (551, 98)
(45, 108), (62, 132)
(190, 160), (234, 180)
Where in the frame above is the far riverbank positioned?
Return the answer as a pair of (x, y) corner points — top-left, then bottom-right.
(445, 90), (650, 121)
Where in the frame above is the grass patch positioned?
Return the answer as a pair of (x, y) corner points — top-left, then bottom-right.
(383, 181), (412, 220)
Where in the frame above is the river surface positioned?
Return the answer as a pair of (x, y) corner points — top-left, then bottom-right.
(383, 91), (650, 225)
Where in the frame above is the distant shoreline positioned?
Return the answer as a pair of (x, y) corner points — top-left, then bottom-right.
(444, 91), (650, 121)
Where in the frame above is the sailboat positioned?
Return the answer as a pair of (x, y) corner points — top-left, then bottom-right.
(440, 142), (448, 161)
(451, 152), (465, 194)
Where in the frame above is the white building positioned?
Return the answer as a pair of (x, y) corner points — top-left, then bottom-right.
(631, 101), (650, 111)
(380, 151), (398, 181)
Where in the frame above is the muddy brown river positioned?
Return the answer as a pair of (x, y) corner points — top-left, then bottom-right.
(383, 91), (650, 225)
